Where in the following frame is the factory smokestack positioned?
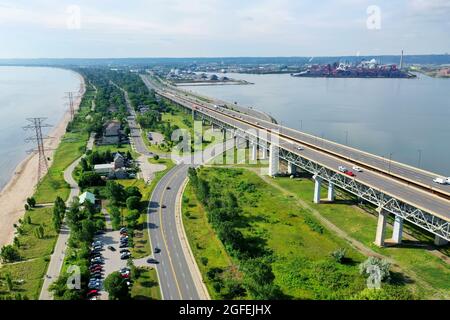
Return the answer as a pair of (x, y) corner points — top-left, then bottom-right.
(400, 50), (404, 70)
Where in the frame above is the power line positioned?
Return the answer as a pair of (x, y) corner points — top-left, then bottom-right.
(65, 92), (75, 120)
(23, 118), (53, 182)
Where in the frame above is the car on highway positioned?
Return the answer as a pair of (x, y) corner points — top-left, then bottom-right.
(107, 246), (116, 252)
(345, 171), (356, 177)
(352, 166), (363, 172)
(297, 146), (304, 151)
(166, 186), (171, 190)
(433, 177), (448, 185)
(338, 166), (347, 173)
(147, 258), (159, 264)
(161, 204), (167, 209)
(153, 247), (161, 254)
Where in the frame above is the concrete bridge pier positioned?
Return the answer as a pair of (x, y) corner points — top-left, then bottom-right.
(313, 175), (322, 204)
(391, 216), (403, 244)
(268, 144), (279, 177)
(327, 183), (335, 202)
(374, 207), (388, 247)
(434, 235), (448, 246)
(287, 161), (297, 175)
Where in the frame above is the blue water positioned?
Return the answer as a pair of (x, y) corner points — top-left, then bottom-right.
(184, 73), (450, 176)
(0, 67), (81, 190)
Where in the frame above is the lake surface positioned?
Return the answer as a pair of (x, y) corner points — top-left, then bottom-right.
(0, 67), (81, 190)
(184, 73), (450, 176)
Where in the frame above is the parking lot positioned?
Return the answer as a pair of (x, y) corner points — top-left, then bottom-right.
(87, 210), (131, 300)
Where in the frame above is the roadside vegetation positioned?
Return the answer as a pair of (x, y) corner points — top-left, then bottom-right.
(183, 167), (416, 300)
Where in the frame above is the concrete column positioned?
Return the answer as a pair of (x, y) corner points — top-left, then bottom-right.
(287, 161), (297, 175)
(268, 144), (279, 177)
(327, 183), (335, 202)
(434, 234), (449, 246)
(374, 207), (388, 247)
(251, 143), (257, 161)
(313, 175), (322, 204)
(391, 215), (403, 244)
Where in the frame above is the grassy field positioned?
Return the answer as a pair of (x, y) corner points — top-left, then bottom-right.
(182, 167), (390, 300)
(0, 198), (58, 299)
(131, 267), (161, 300)
(271, 176), (450, 299)
(182, 184), (236, 300)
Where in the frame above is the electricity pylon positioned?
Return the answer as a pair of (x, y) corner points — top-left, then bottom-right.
(23, 118), (52, 182)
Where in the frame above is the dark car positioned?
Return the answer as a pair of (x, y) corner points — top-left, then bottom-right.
(120, 253), (131, 260)
(166, 186), (171, 190)
(153, 247), (161, 254)
(161, 205), (167, 209)
(120, 249), (130, 254)
(119, 243), (128, 248)
(147, 258), (159, 264)
(107, 246), (116, 252)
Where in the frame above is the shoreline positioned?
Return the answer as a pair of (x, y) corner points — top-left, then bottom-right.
(0, 70), (85, 248)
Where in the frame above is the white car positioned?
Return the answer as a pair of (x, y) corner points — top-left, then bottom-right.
(433, 177), (447, 185)
(297, 146), (304, 151)
(352, 166), (363, 172)
(447, 177), (450, 184)
(338, 166), (347, 173)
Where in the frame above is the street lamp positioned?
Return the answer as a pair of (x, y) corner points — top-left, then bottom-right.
(388, 152), (394, 173)
(417, 149), (422, 168)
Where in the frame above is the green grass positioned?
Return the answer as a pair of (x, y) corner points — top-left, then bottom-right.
(34, 131), (88, 204)
(131, 267), (161, 300)
(271, 176), (450, 299)
(182, 184), (235, 300)
(0, 207), (57, 299)
(0, 258), (49, 299)
(183, 167), (373, 299)
(209, 147), (268, 168)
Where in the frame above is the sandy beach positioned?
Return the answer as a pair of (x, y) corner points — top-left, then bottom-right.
(0, 71), (85, 248)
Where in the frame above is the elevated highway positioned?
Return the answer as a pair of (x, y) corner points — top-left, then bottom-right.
(141, 75), (450, 247)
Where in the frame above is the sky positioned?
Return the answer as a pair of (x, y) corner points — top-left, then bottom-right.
(0, 0), (449, 58)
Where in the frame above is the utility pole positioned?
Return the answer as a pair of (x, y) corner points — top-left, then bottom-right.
(23, 118), (53, 182)
(65, 92), (75, 120)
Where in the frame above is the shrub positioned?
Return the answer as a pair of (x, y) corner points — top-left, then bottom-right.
(359, 256), (391, 283)
(331, 248), (347, 263)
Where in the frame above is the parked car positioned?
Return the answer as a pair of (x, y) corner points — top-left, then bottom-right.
(120, 273), (130, 279)
(107, 246), (116, 252)
(120, 267), (130, 274)
(92, 241), (103, 247)
(120, 249), (130, 254)
(120, 227), (128, 233)
(91, 257), (104, 264)
(120, 252), (131, 260)
(87, 290), (98, 297)
(119, 243), (128, 249)
(90, 266), (102, 272)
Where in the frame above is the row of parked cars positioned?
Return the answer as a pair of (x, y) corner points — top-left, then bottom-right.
(87, 240), (105, 300)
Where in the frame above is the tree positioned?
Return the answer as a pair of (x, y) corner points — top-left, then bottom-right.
(80, 157), (90, 172)
(0, 245), (20, 263)
(126, 196), (141, 211)
(106, 181), (127, 205)
(104, 272), (130, 300)
(359, 256), (391, 283)
(78, 171), (104, 189)
(153, 154), (160, 161)
(26, 197), (36, 208)
(125, 186), (142, 200)
(331, 248), (347, 263)
(4, 273), (13, 292)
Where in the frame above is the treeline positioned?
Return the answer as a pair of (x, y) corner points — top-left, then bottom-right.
(50, 198), (105, 299)
(188, 168), (284, 300)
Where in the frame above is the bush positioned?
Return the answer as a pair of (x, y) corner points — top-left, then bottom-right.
(359, 257), (391, 283)
(0, 245), (20, 263)
(200, 257), (208, 266)
(331, 248), (347, 263)
(126, 196), (141, 211)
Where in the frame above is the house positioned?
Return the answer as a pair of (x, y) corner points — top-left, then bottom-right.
(103, 120), (121, 144)
(113, 153), (125, 169)
(94, 163), (115, 175)
(79, 192), (96, 205)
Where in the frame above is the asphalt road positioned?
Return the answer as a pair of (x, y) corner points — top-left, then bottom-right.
(147, 164), (200, 300)
(143, 77), (450, 223)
